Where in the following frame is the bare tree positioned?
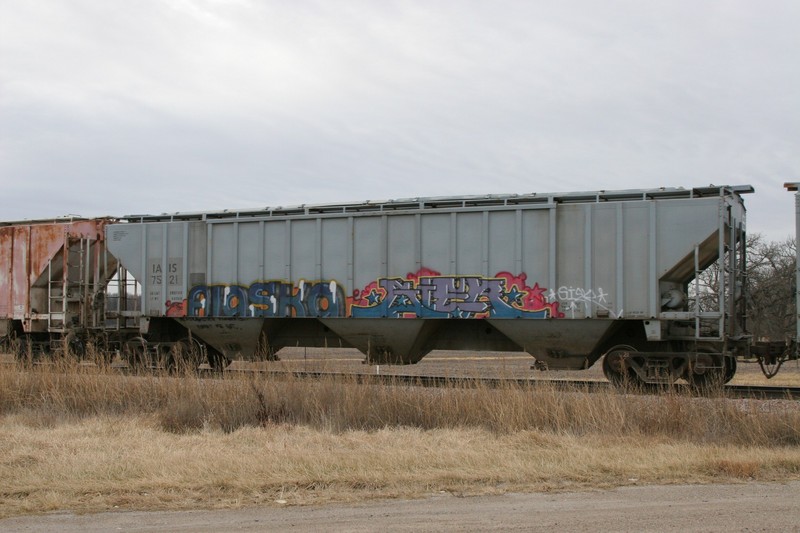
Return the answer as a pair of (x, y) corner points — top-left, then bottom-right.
(746, 235), (796, 342)
(688, 234), (796, 342)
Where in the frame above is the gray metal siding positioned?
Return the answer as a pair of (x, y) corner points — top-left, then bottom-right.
(353, 217), (382, 290)
(236, 222), (260, 285)
(290, 219), (317, 282)
(592, 205), (618, 317)
(420, 213), (450, 275)
(520, 209), (551, 287)
(623, 204), (650, 317)
(387, 215), (415, 277)
(264, 221), (287, 280)
(488, 211), (515, 276)
(321, 218), (349, 282)
(107, 192), (737, 321)
(556, 205), (585, 302)
(210, 223), (235, 285)
(456, 212), (482, 275)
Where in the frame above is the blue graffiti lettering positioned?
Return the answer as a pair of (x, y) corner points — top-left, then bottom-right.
(187, 280), (347, 318)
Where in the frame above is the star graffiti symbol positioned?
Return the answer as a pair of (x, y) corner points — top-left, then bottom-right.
(390, 294), (412, 307)
(528, 283), (547, 301)
(504, 287), (524, 305)
(365, 289), (383, 305)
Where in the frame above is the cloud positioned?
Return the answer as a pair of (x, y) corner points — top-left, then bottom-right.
(1, 1), (798, 239)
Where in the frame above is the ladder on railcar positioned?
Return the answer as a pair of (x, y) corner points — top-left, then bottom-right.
(44, 236), (142, 329)
(104, 264), (141, 331)
(46, 237), (97, 333)
(689, 201), (747, 345)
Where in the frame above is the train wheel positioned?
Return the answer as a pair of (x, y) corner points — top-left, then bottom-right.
(0, 334), (11, 354)
(88, 333), (113, 365)
(723, 355), (737, 384)
(208, 352), (228, 373)
(170, 337), (205, 374)
(14, 334), (30, 361)
(123, 337), (149, 373)
(686, 350), (726, 391)
(63, 332), (86, 358)
(602, 345), (637, 388)
(2, 333), (18, 358)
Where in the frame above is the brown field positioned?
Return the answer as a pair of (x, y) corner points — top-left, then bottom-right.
(0, 350), (799, 518)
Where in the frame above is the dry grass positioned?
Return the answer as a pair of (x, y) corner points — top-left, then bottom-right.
(1, 358), (799, 518)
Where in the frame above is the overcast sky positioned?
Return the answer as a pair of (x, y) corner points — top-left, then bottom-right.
(1, 1), (798, 240)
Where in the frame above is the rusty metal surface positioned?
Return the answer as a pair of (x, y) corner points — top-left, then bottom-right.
(0, 219), (111, 328)
(0, 229), (13, 318)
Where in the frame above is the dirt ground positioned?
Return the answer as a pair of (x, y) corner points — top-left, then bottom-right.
(1, 481), (798, 532)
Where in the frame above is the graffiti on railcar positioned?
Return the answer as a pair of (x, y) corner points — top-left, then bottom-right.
(349, 268), (563, 319)
(165, 299), (187, 317)
(186, 280), (347, 318)
(548, 286), (621, 319)
(182, 269), (565, 319)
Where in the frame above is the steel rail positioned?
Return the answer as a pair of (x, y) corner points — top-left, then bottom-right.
(4, 359), (798, 399)
(233, 369), (800, 400)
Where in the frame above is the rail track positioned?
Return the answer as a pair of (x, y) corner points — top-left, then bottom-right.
(236, 369), (800, 401)
(3, 354), (799, 400)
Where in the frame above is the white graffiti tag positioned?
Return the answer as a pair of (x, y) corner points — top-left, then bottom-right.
(547, 286), (623, 319)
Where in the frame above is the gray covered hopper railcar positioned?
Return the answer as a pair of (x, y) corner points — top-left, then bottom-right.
(107, 185), (752, 385)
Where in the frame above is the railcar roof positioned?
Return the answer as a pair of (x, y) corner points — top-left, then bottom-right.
(120, 184), (754, 223)
(0, 186), (755, 225)
(0, 216), (116, 228)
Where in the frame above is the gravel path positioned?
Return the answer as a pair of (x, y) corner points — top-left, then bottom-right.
(2, 482), (798, 532)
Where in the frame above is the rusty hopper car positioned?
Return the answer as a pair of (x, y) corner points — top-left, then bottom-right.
(106, 185), (754, 386)
(0, 217), (138, 354)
